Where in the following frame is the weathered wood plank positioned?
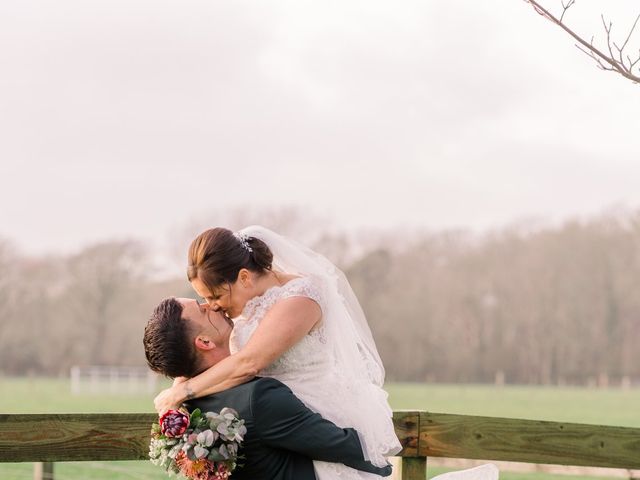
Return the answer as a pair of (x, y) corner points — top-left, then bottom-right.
(401, 457), (427, 480)
(3, 411), (640, 469)
(0, 412), (422, 462)
(0, 413), (156, 462)
(420, 412), (640, 469)
(393, 410), (421, 457)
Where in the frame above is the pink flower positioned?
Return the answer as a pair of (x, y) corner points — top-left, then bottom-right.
(214, 463), (231, 479)
(159, 409), (190, 438)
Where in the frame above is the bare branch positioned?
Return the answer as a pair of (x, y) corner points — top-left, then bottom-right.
(559, 0), (575, 24)
(620, 14), (640, 53)
(524, 0), (640, 84)
(601, 15), (619, 70)
(576, 45), (614, 72)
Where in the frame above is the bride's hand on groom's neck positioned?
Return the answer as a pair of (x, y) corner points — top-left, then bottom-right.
(172, 376), (188, 387)
(154, 385), (184, 415)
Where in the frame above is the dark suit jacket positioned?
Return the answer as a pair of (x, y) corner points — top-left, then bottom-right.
(186, 377), (392, 480)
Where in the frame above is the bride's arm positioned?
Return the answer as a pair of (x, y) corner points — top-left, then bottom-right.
(172, 376), (188, 386)
(153, 296), (321, 414)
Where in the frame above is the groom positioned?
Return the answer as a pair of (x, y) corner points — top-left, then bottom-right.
(143, 297), (393, 480)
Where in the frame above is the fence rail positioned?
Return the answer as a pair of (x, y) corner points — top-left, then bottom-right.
(1, 411), (639, 479)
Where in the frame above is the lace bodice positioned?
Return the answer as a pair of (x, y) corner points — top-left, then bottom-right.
(229, 276), (331, 380)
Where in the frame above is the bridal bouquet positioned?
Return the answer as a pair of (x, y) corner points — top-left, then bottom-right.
(149, 407), (246, 480)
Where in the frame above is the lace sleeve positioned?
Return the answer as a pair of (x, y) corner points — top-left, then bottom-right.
(280, 276), (324, 314)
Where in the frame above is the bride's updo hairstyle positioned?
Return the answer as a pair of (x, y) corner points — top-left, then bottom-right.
(187, 227), (273, 291)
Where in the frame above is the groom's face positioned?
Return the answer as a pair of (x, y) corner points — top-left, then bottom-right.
(176, 298), (233, 348)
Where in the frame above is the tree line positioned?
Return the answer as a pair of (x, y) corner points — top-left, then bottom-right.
(1, 209), (639, 385)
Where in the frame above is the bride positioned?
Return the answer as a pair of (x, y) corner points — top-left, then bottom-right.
(153, 225), (399, 478)
(153, 225), (498, 480)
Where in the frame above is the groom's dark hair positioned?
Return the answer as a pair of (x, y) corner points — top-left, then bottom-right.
(143, 297), (200, 378)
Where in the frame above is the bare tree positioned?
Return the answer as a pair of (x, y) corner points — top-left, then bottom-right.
(62, 240), (149, 366)
(525, 0), (640, 84)
(4, 209), (640, 382)
(0, 239), (19, 369)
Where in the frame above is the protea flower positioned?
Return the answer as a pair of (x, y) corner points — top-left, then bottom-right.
(159, 409), (190, 438)
(176, 450), (218, 480)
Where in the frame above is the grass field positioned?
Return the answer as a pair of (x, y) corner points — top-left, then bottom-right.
(387, 383), (640, 427)
(1, 377), (638, 480)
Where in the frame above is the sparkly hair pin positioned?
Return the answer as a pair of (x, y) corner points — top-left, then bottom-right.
(233, 232), (253, 252)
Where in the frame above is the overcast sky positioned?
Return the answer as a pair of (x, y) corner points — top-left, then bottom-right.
(1, 0), (639, 255)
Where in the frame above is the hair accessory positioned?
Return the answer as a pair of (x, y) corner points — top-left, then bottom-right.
(233, 232), (253, 253)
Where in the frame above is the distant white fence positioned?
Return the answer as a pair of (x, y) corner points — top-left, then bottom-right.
(70, 366), (158, 395)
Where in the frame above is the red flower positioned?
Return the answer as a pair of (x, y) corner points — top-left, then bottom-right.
(159, 409), (190, 438)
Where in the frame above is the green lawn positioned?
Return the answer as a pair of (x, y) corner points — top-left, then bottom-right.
(1, 378), (638, 480)
(0, 377), (160, 413)
(386, 383), (640, 427)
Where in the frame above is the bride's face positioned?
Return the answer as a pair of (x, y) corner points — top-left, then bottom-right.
(191, 275), (251, 320)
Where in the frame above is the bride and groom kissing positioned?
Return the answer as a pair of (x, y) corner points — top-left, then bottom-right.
(143, 226), (498, 480)
(144, 296), (393, 479)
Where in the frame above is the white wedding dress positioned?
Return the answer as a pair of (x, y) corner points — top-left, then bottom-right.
(230, 275), (400, 479)
(230, 226), (498, 480)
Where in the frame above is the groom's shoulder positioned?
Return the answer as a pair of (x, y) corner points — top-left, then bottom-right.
(224, 376), (288, 395)
(248, 377), (303, 419)
(209, 377), (293, 414)
(188, 377), (288, 404)
(252, 376), (288, 390)
(250, 377), (296, 400)
(223, 376), (288, 391)
(186, 378), (291, 412)
(231, 376), (290, 401)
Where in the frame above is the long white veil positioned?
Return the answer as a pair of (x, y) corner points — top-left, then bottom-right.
(239, 226), (497, 477)
(239, 225), (386, 387)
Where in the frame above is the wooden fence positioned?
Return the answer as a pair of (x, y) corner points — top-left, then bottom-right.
(1, 411), (639, 479)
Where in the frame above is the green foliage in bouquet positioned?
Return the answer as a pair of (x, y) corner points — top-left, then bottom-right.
(149, 407), (246, 479)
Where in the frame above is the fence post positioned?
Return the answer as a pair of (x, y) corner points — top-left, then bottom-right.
(395, 410), (426, 479)
(33, 462), (54, 480)
(402, 457), (427, 479)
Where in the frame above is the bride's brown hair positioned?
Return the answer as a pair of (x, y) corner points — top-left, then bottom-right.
(187, 228), (273, 291)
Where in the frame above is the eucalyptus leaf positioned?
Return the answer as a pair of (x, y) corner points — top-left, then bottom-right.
(208, 449), (224, 461)
(194, 445), (209, 459)
(197, 429), (214, 447)
(220, 444), (230, 459)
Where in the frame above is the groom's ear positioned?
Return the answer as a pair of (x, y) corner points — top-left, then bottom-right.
(194, 335), (216, 351)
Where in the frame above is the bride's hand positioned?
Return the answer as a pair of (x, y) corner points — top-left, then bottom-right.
(172, 376), (188, 387)
(154, 386), (183, 415)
